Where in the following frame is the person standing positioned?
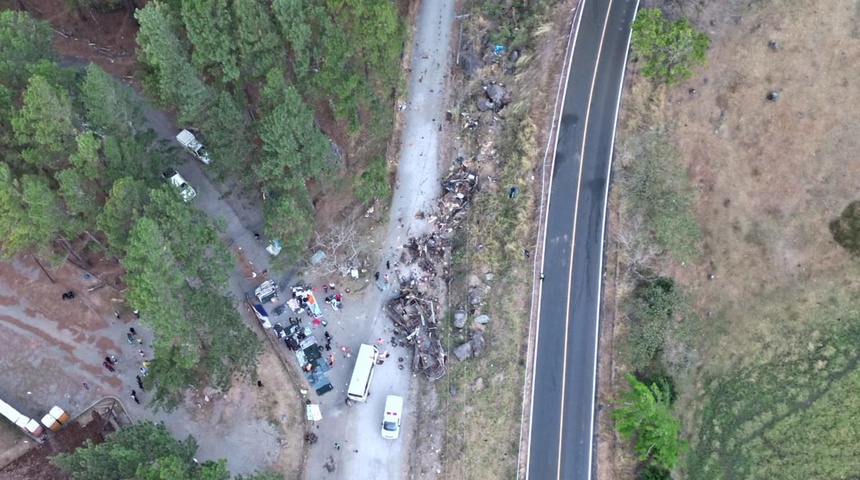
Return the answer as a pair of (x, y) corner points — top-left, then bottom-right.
(136, 376), (144, 389)
(114, 310), (121, 319)
(133, 310), (140, 319)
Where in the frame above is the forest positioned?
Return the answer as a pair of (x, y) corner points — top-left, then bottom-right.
(0, 0), (403, 409)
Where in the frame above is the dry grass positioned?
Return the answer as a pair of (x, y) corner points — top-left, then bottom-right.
(605, 0), (860, 477)
(667, 0), (860, 373)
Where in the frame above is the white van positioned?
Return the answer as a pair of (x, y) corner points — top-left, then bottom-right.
(347, 344), (378, 402)
(381, 395), (403, 440)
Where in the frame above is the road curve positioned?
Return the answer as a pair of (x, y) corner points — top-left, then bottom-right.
(525, 0), (638, 479)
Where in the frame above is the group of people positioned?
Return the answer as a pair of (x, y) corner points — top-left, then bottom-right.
(102, 314), (149, 407)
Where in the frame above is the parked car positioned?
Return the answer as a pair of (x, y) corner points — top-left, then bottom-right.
(162, 169), (196, 202)
(176, 129), (211, 165)
(381, 395), (403, 440)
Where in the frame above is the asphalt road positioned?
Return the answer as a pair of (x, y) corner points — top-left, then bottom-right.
(526, 0), (638, 479)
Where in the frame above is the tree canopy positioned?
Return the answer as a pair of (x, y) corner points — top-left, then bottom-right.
(50, 422), (281, 480)
(612, 373), (686, 470)
(630, 8), (708, 85)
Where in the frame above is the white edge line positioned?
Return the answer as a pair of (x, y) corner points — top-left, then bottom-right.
(521, 1), (587, 479)
(585, 1), (639, 479)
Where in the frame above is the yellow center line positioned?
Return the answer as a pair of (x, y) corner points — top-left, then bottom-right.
(555, 0), (615, 477)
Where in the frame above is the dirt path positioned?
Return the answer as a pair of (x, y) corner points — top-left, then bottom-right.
(302, 0), (456, 477)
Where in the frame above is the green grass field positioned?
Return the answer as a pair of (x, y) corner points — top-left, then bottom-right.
(686, 285), (860, 479)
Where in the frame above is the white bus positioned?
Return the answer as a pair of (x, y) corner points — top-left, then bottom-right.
(347, 344), (379, 402)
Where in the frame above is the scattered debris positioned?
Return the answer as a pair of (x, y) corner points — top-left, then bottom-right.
(384, 293), (447, 380)
(458, 51), (484, 78)
(476, 82), (510, 112)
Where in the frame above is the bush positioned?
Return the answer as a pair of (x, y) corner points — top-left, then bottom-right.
(830, 200), (860, 255)
(352, 155), (389, 203)
(637, 463), (672, 480)
(613, 373), (686, 469)
(621, 129), (700, 263)
(631, 8), (708, 85)
(623, 276), (693, 371)
(637, 370), (677, 405)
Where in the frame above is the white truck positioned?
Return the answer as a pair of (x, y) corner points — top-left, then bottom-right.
(175, 129), (211, 165)
(162, 169), (197, 202)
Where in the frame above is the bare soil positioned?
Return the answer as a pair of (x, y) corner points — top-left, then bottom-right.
(8, 0), (142, 82)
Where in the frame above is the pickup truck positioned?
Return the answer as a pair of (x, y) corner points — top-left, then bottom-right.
(162, 169), (196, 202)
(175, 129), (211, 165)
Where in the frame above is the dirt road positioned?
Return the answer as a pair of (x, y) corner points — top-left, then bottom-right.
(302, 0), (456, 477)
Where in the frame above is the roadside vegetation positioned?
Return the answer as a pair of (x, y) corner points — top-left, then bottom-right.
(437, 0), (558, 477)
(629, 8), (708, 85)
(51, 421), (278, 479)
(608, 6), (709, 478)
(613, 374), (685, 473)
(132, 0), (405, 262)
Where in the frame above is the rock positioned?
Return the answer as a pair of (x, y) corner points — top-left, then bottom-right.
(449, 385), (458, 397)
(472, 377), (484, 392)
(469, 294), (482, 305)
(484, 272), (494, 281)
(453, 310), (467, 328)
(470, 331), (485, 357)
(476, 97), (494, 112)
(485, 83), (506, 104)
(766, 91), (778, 101)
(458, 51), (484, 78)
(474, 314), (491, 325)
(508, 49), (520, 63)
(453, 342), (473, 361)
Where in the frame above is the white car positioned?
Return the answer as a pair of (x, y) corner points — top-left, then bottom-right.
(381, 395), (403, 440)
(162, 169), (196, 202)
